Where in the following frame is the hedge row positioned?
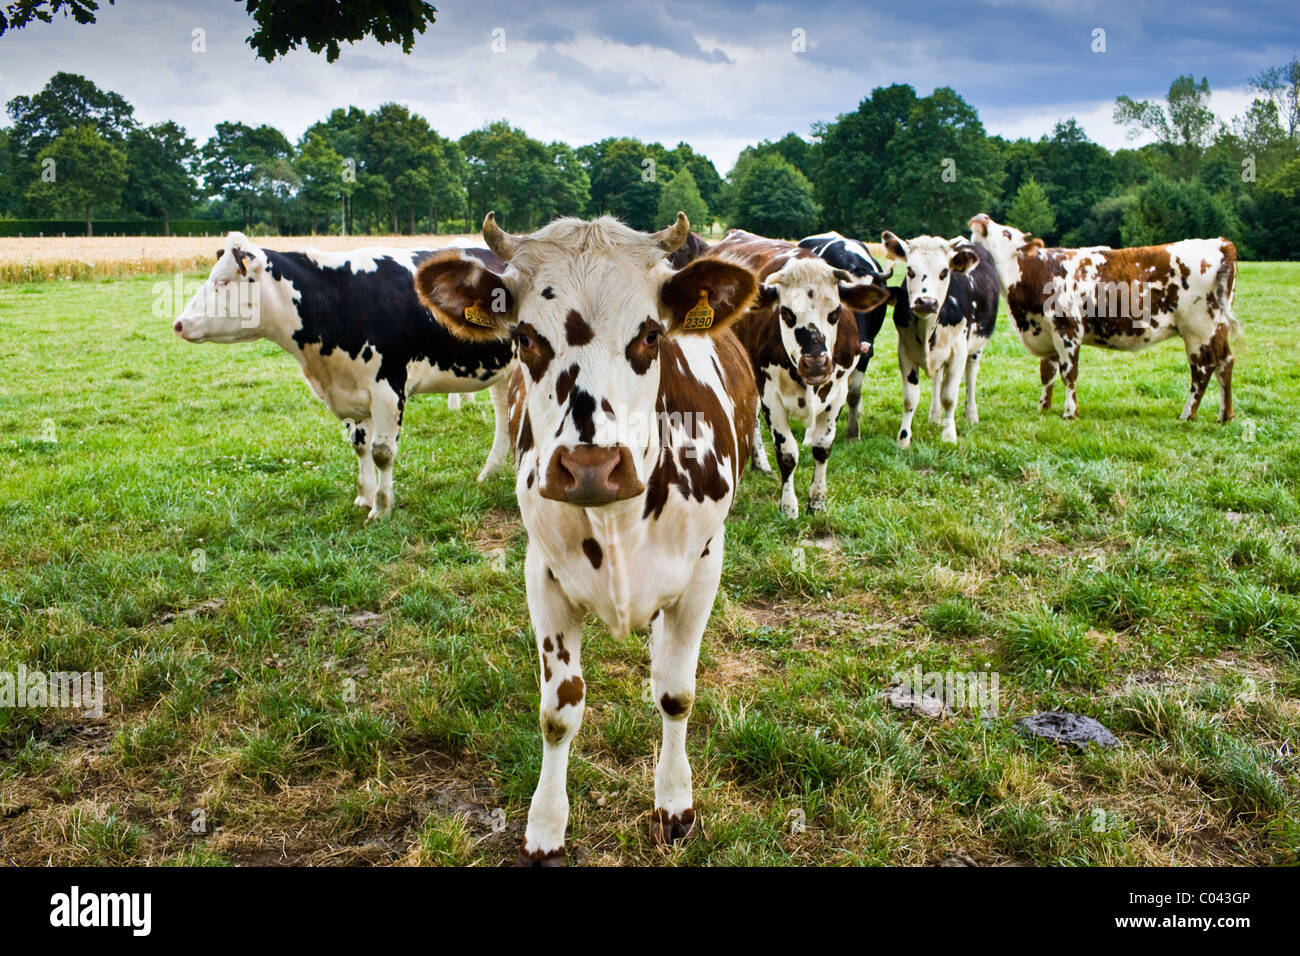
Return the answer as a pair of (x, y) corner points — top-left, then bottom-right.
(0, 220), (246, 238)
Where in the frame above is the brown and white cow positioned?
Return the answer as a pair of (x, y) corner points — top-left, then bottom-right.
(969, 214), (1241, 421)
(711, 230), (890, 518)
(415, 212), (759, 864)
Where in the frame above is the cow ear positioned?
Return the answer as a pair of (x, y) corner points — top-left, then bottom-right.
(660, 256), (758, 336)
(231, 248), (253, 277)
(756, 284), (780, 307)
(839, 279), (890, 312)
(1016, 238), (1045, 256)
(416, 249), (515, 341)
(951, 246), (979, 273)
(881, 230), (908, 260)
(215, 249), (224, 262)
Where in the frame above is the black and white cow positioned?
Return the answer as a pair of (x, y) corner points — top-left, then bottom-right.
(798, 231), (894, 439)
(174, 232), (514, 519)
(880, 232), (999, 447)
(714, 229), (891, 518)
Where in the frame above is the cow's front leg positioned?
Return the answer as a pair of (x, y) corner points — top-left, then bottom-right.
(964, 349), (983, 424)
(938, 342), (967, 443)
(346, 418), (376, 510)
(750, 409), (772, 474)
(897, 352), (920, 449)
(1038, 355), (1059, 411)
(367, 386), (402, 521)
(1215, 341), (1235, 423)
(649, 542), (723, 847)
(520, 545), (586, 866)
(477, 377), (511, 482)
(766, 399), (800, 518)
(928, 364), (944, 425)
(845, 367), (864, 440)
(808, 401), (841, 512)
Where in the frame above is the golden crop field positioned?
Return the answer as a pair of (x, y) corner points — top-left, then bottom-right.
(0, 234), (476, 283)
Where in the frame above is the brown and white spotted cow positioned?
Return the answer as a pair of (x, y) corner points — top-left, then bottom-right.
(415, 212), (759, 865)
(712, 230), (890, 518)
(969, 214), (1241, 421)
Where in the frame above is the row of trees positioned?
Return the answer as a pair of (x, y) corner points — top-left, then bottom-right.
(3, 65), (1300, 257)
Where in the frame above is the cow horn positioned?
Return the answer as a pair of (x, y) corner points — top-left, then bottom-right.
(482, 211), (521, 260)
(653, 212), (690, 253)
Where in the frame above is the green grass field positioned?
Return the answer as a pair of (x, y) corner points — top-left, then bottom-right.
(1, 264), (1297, 866)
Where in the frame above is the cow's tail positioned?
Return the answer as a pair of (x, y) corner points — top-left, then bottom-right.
(1218, 240), (1243, 339)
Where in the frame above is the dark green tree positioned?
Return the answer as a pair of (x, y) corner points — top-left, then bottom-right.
(25, 124), (127, 234)
(728, 153), (819, 238)
(124, 121), (198, 234)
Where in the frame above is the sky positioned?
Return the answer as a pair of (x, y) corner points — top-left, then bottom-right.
(0, 0), (1296, 172)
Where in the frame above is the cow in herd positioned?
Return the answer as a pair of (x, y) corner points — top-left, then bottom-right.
(709, 229), (890, 518)
(880, 231), (1000, 447)
(969, 213), (1241, 422)
(415, 212), (759, 863)
(174, 233), (514, 520)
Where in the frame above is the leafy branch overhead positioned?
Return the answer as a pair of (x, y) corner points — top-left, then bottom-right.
(0, 0), (440, 62)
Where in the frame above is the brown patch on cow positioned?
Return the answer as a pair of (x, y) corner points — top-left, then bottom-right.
(543, 656), (552, 682)
(642, 333), (754, 519)
(649, 806), (696, 846)
(565, 309), (594, 346)
(543, 716), (568, 744)
(556, 676), (584, 708)
(625, 317), (664, 375)
(555, 363), (579, 404)
(517, 843), (567, 867)
(554, 634), (570, 664)
(543, 636), (554, 653)
(659, 692), (691, 717)
(515, 322), (555, 381)
(601, 398), (614, 416)
(582, 537), (603, 569)
(701, 538), (712, 558)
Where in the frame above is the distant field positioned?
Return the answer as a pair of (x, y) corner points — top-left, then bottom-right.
(0, 234), (476, 283)
(0, 263), (1296, 866)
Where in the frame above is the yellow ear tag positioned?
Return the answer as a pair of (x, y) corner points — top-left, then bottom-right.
(464, 302), (495, 327)
(682, 290), (715, 331)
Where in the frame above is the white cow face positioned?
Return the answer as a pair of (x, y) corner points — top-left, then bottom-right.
(416, 214), (758, 507)
(758, 258), (887, 385)
(881, 232), (978, 318)
(174, 232), (267, 343)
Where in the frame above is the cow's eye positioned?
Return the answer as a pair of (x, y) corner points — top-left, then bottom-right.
(214, 279), (229, 288)
(641, 328), (660, 348)
(514, 331), (535, 351)
(939, 268), (949, 280)
(907, 268), (915, 279)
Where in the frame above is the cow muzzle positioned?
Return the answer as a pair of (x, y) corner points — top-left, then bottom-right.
(912, 297), (939, 316)
(542, 444), (644, 505)
(798, 354), (833, 385)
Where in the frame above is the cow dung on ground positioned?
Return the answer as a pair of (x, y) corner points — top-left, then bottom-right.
(1016, 711), (1119, 748)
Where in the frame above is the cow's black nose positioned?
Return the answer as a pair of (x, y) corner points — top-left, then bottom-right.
(913, 297), (939, 314)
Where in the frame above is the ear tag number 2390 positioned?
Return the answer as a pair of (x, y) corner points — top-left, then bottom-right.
(683, 290), (714, 331)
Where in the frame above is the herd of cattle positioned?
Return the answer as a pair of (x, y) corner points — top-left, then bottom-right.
(172, 212), (1241, 863)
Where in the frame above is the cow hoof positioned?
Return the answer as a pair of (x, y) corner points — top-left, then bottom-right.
(929, 412), (943, 426)
(354, 495), (371, 509)
(365, 506), (390, 522)
(779, 500), (799, 520)
(516, 845), (567, 867)
(808, 494), (826, 513)
(650, 808), (697, 847)
(846, 429), (860, 442)
(896, 434), (911, 450)
(941, 429), (957, 444)
(966, 412), (979, 424)
(753, 457), (772, 475)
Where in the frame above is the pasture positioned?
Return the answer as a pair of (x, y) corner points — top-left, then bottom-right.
(0, 262), (1297, 866)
